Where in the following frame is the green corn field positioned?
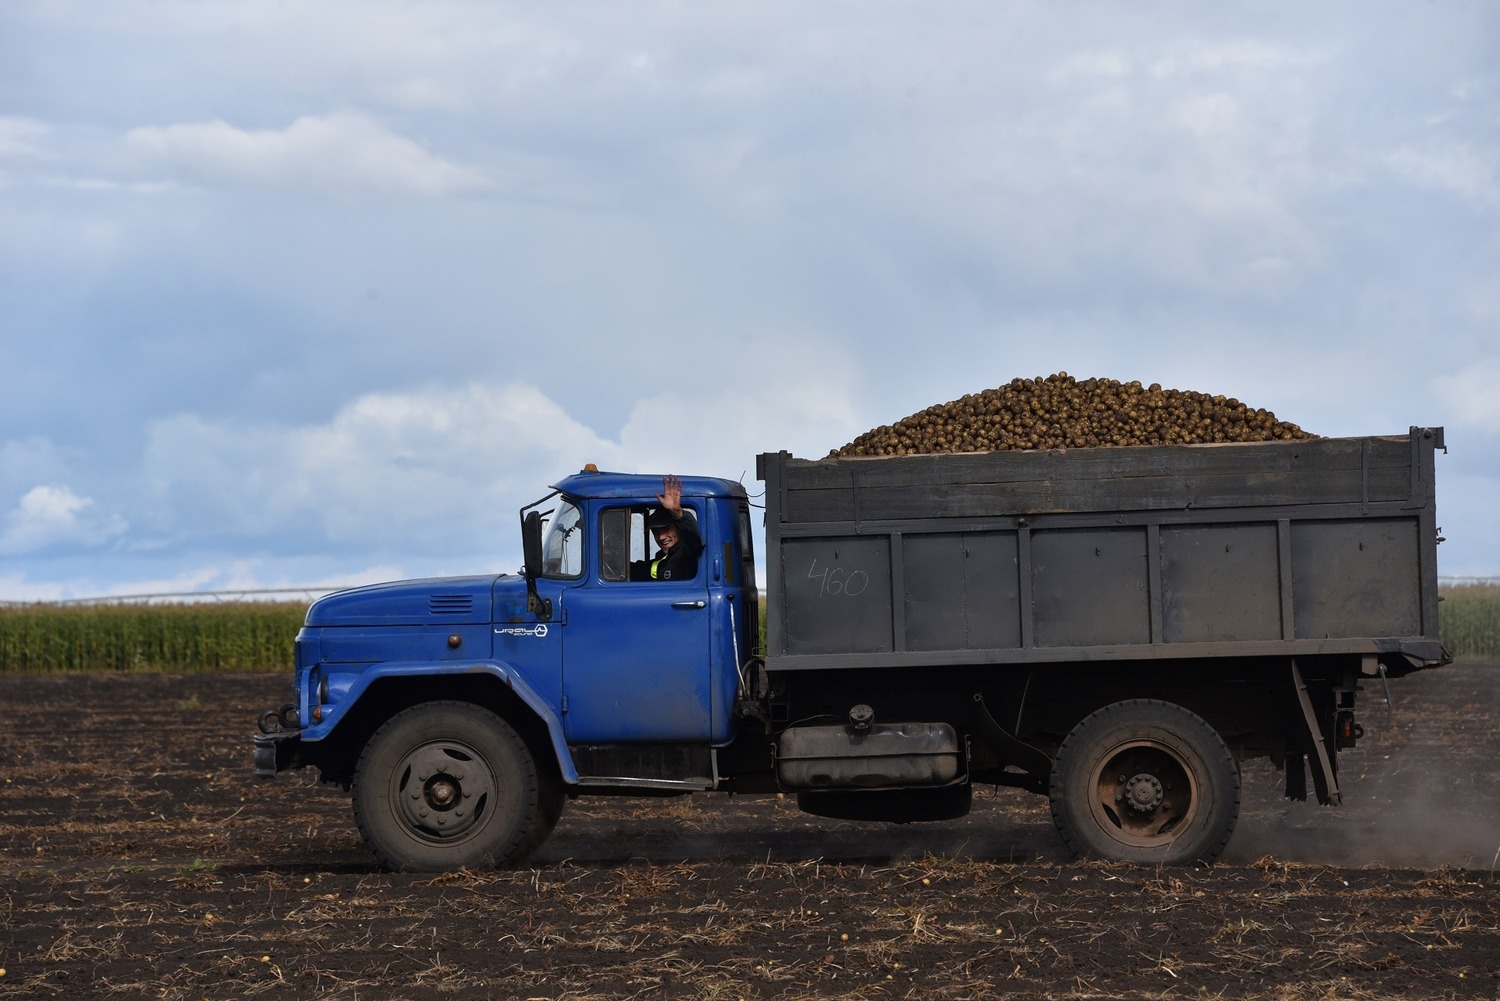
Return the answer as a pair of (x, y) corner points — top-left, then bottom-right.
(0, 602), (308, 674)
(1438, 584), (1500, 662)
(0, 587), (1497, 674)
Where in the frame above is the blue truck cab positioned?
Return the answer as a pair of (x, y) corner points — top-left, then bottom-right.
(255, 468), (759, 871)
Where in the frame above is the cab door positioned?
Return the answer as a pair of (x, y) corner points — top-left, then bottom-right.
(559, 504), (713, 742)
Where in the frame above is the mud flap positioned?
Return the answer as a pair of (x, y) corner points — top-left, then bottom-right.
(1290, 659), (1341, 806)
(1284, 752), (1308, 801)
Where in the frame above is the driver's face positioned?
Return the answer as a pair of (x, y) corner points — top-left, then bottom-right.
(653, 523), (679, 551)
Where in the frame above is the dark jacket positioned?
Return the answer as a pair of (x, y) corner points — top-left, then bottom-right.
(630, 514), (704, 582)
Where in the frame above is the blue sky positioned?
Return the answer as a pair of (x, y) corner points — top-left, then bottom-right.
(2, 1), (1496, 600)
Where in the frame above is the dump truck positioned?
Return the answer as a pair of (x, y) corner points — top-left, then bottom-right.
(254, 427), (1448, 869)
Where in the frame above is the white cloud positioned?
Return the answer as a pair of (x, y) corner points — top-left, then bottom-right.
(0, 572), (67, 603)
(95, 560), (401, 599)
(142, 383), (613, 552)
(1048, 50), (1132, 84)
(1431, 363), (1500, 430)
(0, 484), (128, 555)
(2, 2), (1497, 593)
(0, 437), (75, 494)
(1386, 144), (1500, 211)
(615, 336), (864, 474)
(0, 559), (409, 604)
(0, 116), (48, 160)
(1147, 40), (1327, 79)
(123, 112), (489, 197)
(133, 362), (863, 562)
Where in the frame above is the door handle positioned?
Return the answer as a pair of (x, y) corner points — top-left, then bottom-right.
(671, 601), (707, 610)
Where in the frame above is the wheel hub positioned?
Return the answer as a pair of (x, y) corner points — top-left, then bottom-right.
(392, 744), (494, 842)
(427, 776), (460, 808)
(1123, 772), (1164, 813)
(1088, 739), (1196, 848)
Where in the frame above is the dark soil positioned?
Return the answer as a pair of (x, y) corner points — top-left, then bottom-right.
(1, 664), (1497, 999)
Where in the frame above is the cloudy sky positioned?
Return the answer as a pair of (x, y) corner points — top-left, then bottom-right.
(2, 1), (1496, 601)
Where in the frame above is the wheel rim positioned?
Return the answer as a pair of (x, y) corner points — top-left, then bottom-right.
(390, 739), (496, 845)
(1086, 739), (1198, 849)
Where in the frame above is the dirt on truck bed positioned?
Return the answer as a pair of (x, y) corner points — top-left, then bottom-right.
(1, 665), (1497, 1000)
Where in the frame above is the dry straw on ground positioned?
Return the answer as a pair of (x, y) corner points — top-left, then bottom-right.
(2, 669), (1497, 1000)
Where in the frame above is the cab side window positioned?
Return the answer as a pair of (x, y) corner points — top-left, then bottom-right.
(599, 505), (701, 583)
(737, 504), (756, 581)
(599, 507), (641, 582)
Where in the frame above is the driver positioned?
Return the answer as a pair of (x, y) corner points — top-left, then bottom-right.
(631, 474), (704, 581)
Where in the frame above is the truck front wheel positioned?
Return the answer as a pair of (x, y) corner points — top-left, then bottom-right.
(352, 701), (544, 872)
(1049, 700), (1239, 864)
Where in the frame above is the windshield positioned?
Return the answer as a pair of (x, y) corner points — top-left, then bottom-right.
(540, 499), (585, 578)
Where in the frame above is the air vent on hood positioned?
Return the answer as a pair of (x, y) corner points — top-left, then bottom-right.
(428, 594), (474, 616)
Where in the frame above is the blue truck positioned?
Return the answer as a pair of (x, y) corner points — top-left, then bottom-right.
(255, 428), (1448, 869)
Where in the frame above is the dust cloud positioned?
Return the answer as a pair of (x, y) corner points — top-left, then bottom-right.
(1227, 661), (1500, 869)
(537, 664), (1500, 871)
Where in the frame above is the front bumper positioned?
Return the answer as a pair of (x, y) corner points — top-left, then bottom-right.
(253, 730), (305, 779)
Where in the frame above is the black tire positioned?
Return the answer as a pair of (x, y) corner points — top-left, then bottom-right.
(516, 763), (566, 859)
(1049, 699), (1239, 864)
(352, 701), (543, 872)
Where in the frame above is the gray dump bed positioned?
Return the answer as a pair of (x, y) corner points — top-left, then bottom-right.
(757, 428), (1446, 674)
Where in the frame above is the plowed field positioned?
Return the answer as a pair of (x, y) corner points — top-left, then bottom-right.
(1, 664), (1496, 999)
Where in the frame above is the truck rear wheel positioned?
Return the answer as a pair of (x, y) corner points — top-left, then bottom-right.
(352, 701), (543, 872)
(1049, 700), (1239, 864)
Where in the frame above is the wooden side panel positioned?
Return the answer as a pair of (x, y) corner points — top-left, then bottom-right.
(781, 436), (1416, 523)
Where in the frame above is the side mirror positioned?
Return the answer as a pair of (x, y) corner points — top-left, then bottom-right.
(520, 510), (553, 621)
(522, 511), (544, 580)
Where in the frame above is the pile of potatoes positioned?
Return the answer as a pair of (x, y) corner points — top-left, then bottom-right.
(832, 373), (1313, 457)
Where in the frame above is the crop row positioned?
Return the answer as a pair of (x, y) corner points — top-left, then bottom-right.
(1, 587), (1497, 674)
(0, 601), (306, 674)
(1438, 583), (1500, 662)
